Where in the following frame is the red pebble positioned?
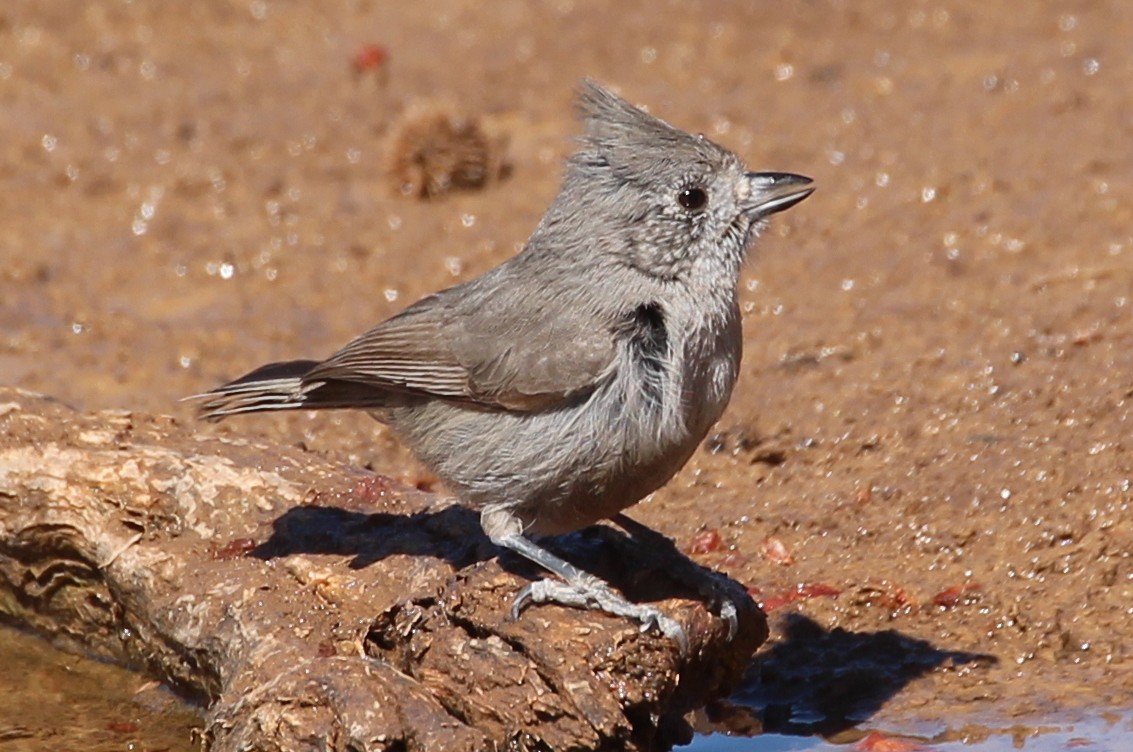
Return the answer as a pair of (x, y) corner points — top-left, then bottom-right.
(721, 551), (749, 568)
(760, 536), (794, 565)
(688, 529), (723, 554)
(932, 583), (981, 609)
(852, 580), (912, 611)
(796, 583), (842, 599)
(855, 731), (925, 751)
(352, 44), (388, 73)
(758, 593), (795, 611)
(755, 582), (841, 611)
(212, 537), (257, 560)
(107, 721), (140, 734)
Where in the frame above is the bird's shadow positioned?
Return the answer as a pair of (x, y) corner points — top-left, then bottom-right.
(702, 612), (998, 737)
(248, 503), (702, 603)
(249, 503), (491, 571)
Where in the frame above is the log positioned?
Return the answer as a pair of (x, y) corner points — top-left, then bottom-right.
(0, 387), (766, 751)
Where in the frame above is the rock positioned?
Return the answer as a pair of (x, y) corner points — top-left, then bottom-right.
(0, 387), (766, 751)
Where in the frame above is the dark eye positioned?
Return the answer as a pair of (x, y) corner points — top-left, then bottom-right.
(677, 186), (708, 211)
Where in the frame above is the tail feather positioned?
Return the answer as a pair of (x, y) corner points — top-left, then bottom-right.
(189, 359), (398, 422)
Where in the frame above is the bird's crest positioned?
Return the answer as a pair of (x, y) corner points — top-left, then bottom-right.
(571, 79), (728, 180)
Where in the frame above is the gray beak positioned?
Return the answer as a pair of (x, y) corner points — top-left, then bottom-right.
(743, 172), (815, 217)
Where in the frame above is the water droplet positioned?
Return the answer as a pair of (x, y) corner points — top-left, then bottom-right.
(18, 26), (43, 47)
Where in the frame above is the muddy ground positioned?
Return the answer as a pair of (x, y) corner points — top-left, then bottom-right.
(1, 0), (1131, 746)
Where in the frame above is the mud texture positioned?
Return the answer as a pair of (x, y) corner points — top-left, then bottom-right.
(0, 0), (1131, 743)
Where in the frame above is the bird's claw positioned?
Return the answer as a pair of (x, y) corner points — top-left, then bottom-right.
(510, 577), (688, 655)
(717, 597), (739, 640)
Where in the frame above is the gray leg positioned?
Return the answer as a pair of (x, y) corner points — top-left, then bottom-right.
(481, 507), (687, 653)
(612, 513), (746, 640)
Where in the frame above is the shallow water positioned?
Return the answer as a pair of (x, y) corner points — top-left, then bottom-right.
(0, 626), (199, 752)
(693, 713), (1133, 751)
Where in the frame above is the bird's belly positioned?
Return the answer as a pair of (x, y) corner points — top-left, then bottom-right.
(523, 351), (736, 534)
(386, 323), (739, 536)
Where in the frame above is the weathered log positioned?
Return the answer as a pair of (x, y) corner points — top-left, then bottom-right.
(0, 387), (766, 751)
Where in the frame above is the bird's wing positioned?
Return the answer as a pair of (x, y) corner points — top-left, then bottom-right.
(304, 287), (619, 411)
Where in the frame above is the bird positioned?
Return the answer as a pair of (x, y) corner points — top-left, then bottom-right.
(193, 80), (813, 649)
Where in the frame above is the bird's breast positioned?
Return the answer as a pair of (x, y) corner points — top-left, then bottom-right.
(618, 301), (741, 468)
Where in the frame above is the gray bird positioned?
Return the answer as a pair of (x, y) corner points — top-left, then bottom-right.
(195, 80), (813, 648)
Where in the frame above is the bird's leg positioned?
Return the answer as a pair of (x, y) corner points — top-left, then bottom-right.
(612, 513), (750, 639)
(480, 507), (687, 652)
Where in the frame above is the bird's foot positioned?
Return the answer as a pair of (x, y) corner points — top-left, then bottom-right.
(512, 575), (688, 654)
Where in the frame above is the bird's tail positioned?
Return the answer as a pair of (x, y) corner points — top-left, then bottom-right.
(189, 359), (394, 421)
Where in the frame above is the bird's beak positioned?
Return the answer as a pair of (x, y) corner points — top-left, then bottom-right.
(742, 172), (815, 217)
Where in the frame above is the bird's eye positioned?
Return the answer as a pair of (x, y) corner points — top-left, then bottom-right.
(677, 186), (708, 212)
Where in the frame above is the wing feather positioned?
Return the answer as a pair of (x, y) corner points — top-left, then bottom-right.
(304, 287), (618, 411)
